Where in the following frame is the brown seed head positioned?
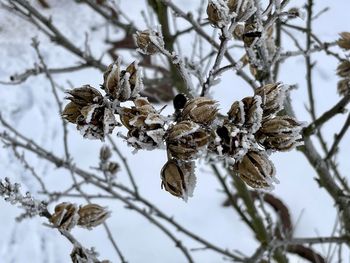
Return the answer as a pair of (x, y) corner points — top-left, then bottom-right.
(337, 78), (350, 96)
(50, 202), (79, 231)
(161, 160), (186, 198)
(255, 83), (286, 118)
(134, 30), (163, 55)
(167, 121), (210, 160)
(257, 116), (304, 151)
(207, 0), (230, 28)
(337, 32), (350, 50)
(181, 97), (218, 125)
(78, 204), (110, 229)
(236, 151), (276, 189)
(337, 60), (350, 78)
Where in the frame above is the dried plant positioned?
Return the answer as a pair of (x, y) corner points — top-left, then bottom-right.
(1, 0), (350, 262)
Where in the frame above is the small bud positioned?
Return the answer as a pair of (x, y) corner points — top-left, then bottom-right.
(257, 116), (304, 151)
(100, 145), (112, 161)
(181, 97), (218, 125)
(50, 202), (79, 231)
(107, 162), (120, 175)
(337, 32), (350, 50)
(236, 151), (277, 189)
(337, 78), (350, 96)
(337, 60), (350, 78)
(78, 204), (110, 229)
(207, 0), (230, 28)
(167, 121), (210, 160)
(255, 83), (286, 118)
(160, 160), (196, 200)
(134, 29), (164, 55)
(287, 7), (305, 19)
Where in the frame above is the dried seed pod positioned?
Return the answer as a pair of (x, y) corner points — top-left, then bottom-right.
(66, 85), (103, 107)
(120, 97), (166, 150)
(106, 162), (120, 175)
(207, 0), (230, 28)
(257, 116), (304, 151)
(70, 247), (106, 263)
(62, 102), (81, 124)
(181, 97), (218, 125)
(167, 121), (210, 160)
(160, 159), (196, 200)
(236, 151), (277, 189)
(228, 96), (263, 133)
(50, 202), (79, 231)
(287, 7), (305, 19)
(337, 60), (350, 78)
(337, 32), (350, 50)
(134, 29), (164, 55)
(337, 78), (350, 96)
(77, 105), (117, 140)
(233, 23), (245, 40)
(228, 0), (255, 20)
(255, 83), (286, 118)
(78, 204), (110, 229)
(102, 60), (143, 102)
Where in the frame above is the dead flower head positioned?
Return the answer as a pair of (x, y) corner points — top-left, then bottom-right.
(161, 159), (196, 200)
(235, 151), (277, 189)
(337, 32), (350, 50)
(78, 204), (111, 229)
(255, 83), (286, 118)
(134, 29), (164, 55)
(207, 0), (231, 28)
(50, 202), (79, 231)
(337, 60), (350, 78)
(166, 121), (210, 160)
(102, 59), (143, 102)
(62, 85), (117, 140)
(256, 116), (305, 151)
(120, 97), (166, 150)
(337, 78), (350, 96)
(181, 97), (218, 126)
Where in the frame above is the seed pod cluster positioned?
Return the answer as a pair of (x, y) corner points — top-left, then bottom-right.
(50, 202), (110, 231)
(209, 83), (304, 189)
(120, 97), (166, 150)
(62, 85), (117, 140)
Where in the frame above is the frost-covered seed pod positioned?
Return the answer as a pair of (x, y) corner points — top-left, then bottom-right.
(255, 83), (286, 118)
(62, 102), (81, 124)
(206, 0), (231, 28)
(134, 29), (163, 55)
(236, 151), (277, 189)
(181, 97), (218, 125)
(337, 32), (350, 50)
(50, 202), (79, 231)
(337, 60), (350, 78)
(257, 116), (304, 151)
(65, 85), (103, 107)
(161, 160), (196, 200)
(167, 121), (210, 160)
(78, 204), (110, 229)
(102, 60), (143, 102)
(227, 96), (263, 133)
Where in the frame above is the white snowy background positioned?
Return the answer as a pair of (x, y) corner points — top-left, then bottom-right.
(0, 0), (349, 262)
